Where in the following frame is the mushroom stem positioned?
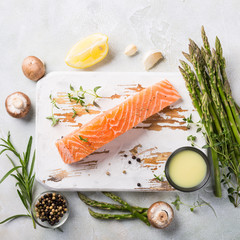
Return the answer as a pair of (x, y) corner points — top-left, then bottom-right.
(159, 211), (168, 223)
(13, 98), (24, 109)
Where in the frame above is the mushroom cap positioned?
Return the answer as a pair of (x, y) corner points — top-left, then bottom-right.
(5, 92), (31, 118)
(22, 56), (45, 81)
(147, 201), (174, 229)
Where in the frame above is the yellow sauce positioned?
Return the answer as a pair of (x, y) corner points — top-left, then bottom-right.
(168, 150), (207, 188)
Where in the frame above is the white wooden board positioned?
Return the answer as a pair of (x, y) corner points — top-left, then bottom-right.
(36, 72), (206, 191)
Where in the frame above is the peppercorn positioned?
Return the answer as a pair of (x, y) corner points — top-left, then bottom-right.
(132, 156), (136, 159)
(136, 158), (141, 162)
(137, 183), (141, 187)
(123, 154), (128, 157)
(128, 161), (131, 164)
(34, 192), (68, 226)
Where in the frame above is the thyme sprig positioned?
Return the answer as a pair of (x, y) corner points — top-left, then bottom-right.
(68, 85), (101, 113)
(171, 195), (216, 216)
(46, 94), (60, 126)
(0, 132), (36, 228)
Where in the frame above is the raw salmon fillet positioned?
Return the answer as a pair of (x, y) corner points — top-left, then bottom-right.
(56, 80), (181, 164)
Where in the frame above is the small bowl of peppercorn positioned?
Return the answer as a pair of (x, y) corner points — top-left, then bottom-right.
(31, 191), (69, 229)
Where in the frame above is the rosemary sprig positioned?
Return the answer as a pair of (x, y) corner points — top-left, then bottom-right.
(46, 94), (60, 126)
(0, 132), (36, 228)
(68, 85), (102, 112)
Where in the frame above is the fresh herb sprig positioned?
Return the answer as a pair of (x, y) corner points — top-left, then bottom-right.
(0, 132), (36, 228)
(171, 195), (216, 216)
(46, 94), (60, 126)
(68, 85), (102, 113)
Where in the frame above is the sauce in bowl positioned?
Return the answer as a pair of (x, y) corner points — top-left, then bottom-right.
(165, 147), (210, 192)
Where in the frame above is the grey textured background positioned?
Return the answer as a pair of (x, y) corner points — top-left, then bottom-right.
(0, 0), (240, 239)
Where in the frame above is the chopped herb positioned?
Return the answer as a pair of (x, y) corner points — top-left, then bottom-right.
(46, 95), (60, 127)
(72, 108), (77, 118)
(154, 174), (164, 182)
(79, 135), (88, 142)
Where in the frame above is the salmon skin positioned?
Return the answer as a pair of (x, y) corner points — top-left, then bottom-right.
(56, 80), (181, 164)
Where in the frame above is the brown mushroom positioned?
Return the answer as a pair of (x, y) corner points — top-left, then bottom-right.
(5, 92), (31, 118)
(22, 56), (45, 81)
(147, 201), (174, 229)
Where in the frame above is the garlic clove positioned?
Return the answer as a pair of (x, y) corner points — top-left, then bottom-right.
(124, 44), (138, 56)
(143, 50), (163, 70)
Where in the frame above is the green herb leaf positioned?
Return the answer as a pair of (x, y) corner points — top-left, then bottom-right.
(94, 86), (101, 93)
(79, 135), (88, 142)
(154, 174), (164, 182)
(0, 214), (30, 224)
(70, 84), (75, 91)
(0, 166), (21, 184)
(72, 108), (77, 118)
(197, 127), (202, 133)
(202, 144), (209, 149)
(171, 195), (182, 211)
(228, 188), (235, 194)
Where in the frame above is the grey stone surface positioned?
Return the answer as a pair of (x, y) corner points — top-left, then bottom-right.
(0, 0), (240, 239)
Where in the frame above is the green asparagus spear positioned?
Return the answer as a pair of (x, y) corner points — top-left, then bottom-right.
(201, 26), (211, 56)
(102, 192), (150, 226)
(78, 192), (148, 213)
(202, 93), (222, 197)
(215, 37), (240, 132)
(88, 208), (136, 220)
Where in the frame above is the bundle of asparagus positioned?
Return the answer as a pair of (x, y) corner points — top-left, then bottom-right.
(179, 26), (240, 206)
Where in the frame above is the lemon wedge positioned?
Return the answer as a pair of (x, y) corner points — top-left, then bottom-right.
(65, 33), (109, 69)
